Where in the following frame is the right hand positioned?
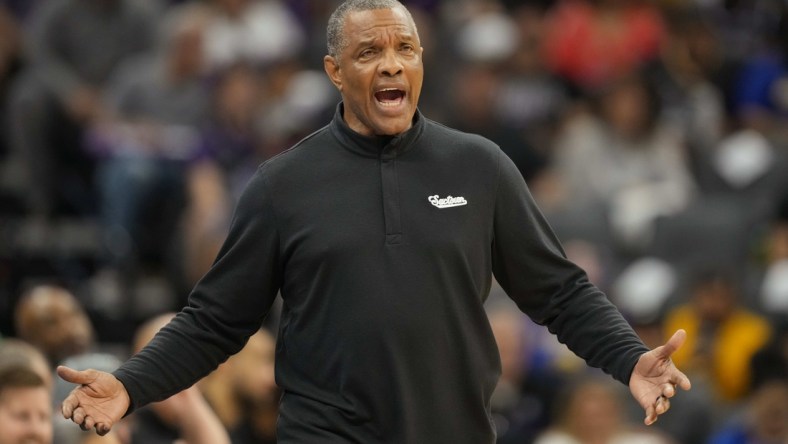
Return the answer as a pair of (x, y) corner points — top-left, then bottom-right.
(56, 366), (130, 435)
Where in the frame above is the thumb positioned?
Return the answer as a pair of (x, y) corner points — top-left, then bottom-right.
(659, 329), (687, 358)
(56, 365), (95, 385)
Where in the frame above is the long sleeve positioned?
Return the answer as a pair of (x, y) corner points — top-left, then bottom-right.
(113, 167), (282, 412)
(491, 151), (648, 384)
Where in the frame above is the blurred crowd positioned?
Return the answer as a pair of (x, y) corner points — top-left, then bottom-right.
(0, 0), (787, 443)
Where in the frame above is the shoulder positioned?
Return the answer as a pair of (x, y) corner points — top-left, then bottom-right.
(419, 118), (503, 171)
(729, 310), (772, 334)
(259, 125), (332, 173)
(422, 118), (500, 152)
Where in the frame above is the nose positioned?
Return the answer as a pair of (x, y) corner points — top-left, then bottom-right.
(378, 49), (403, 77)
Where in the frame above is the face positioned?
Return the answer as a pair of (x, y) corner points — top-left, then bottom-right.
(0, 387), (53, 444)
(692, 279), (736, 324)
(751, 381), (788, 440)
(324, 6), (423, 136)
(16, 287), (94, 365)
(566, 382), (620, 441)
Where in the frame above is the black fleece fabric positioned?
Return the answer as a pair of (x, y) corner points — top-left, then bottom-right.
(113, 104), (649, 443)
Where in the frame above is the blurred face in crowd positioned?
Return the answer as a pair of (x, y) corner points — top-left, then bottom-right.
(215, 0), (248, 18)
(14, 286), (93, 366)
(231, 330), (277, 407)
(0, 374), (52, 444)
(692, 277), (736, 324)
(0, 340), (53, 390)
(324, 6), (423, 136)
(171, 25), (204, 79)
(563, 380), (621, 442)
(768, 221), (788, 262)
(751, 380), (788, 441)
(601, 77), (652, 141)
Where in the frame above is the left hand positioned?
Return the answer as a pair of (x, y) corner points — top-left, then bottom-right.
(629, 329), (692, 425)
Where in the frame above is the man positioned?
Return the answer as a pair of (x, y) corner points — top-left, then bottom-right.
(0, 339), (52, 389)
(0, 366), (53, 444)
(58, 1), (691, 442)
(2, 0), (158, 217)
(14, 284), (94, 368)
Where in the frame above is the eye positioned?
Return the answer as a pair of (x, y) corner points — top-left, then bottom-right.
(359, 48), (377, 59)
(400, 44), (415, 53)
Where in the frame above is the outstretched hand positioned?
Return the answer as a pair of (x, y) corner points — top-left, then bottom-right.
(57, 366), (130, 435)
(629, 329), (692, 426)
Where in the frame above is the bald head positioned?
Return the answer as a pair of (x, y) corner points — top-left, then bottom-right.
(133, 312), (178, 354)
(14, 285), (93, 366)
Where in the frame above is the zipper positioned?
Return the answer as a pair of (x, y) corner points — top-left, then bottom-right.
(380, 138), (402, 245)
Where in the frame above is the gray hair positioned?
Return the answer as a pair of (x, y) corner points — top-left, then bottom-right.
(326, 0), (414, 58)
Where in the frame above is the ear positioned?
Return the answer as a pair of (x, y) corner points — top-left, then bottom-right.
(324, 55), (342, 92)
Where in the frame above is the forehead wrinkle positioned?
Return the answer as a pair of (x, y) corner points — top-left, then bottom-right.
(356, 24), (415, 40)
(352, 28), (418, 52)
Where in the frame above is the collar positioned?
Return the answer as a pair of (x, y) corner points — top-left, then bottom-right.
(329, 102), (425, 159)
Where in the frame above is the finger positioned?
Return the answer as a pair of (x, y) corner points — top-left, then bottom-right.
(656, 396), (670, 415)
(672, 368), (692, 391)
(72, 407), (86, 425)
(661, 383), (676, 398)
(644, 403), (657, 426)
(62, 397), (76, 419)
(83, 415), (96, 431)
(97, 423), (112, 436)
(56, 366), (95, 385)
(659, 329), (687, 358)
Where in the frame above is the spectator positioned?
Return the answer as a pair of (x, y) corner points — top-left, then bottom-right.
(2, 0), (159, 217)
(127, 312), (230, 444)
(709, 379), (788, 444)
(533, 376), (673, 444)
(664, 268), (772, 404)
(643, 9), (727, 158)
(13, 284), (94, 368)
(612, 258), (715, 444)
(14, 285), (122, 444)
(487, 304), (562, 444)
(541, 0), (664, 93)
(86, 2), (212, 278)
(551, 73), (696, 249)
(177, 62), (264, 290)
(0, 338), (52, 389)
(0, 366), (53, 444)
(198, 329), (278, 444)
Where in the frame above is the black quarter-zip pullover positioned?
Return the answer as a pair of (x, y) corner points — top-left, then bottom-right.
(114, 104), (649, 443)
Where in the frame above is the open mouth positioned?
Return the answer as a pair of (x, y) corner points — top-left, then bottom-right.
(374, 88), (406, 107)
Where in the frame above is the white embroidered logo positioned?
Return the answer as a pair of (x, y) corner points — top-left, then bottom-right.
(428, 195), (468, 209)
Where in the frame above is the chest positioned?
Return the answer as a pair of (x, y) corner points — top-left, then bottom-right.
(273, 151), (495, 264)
